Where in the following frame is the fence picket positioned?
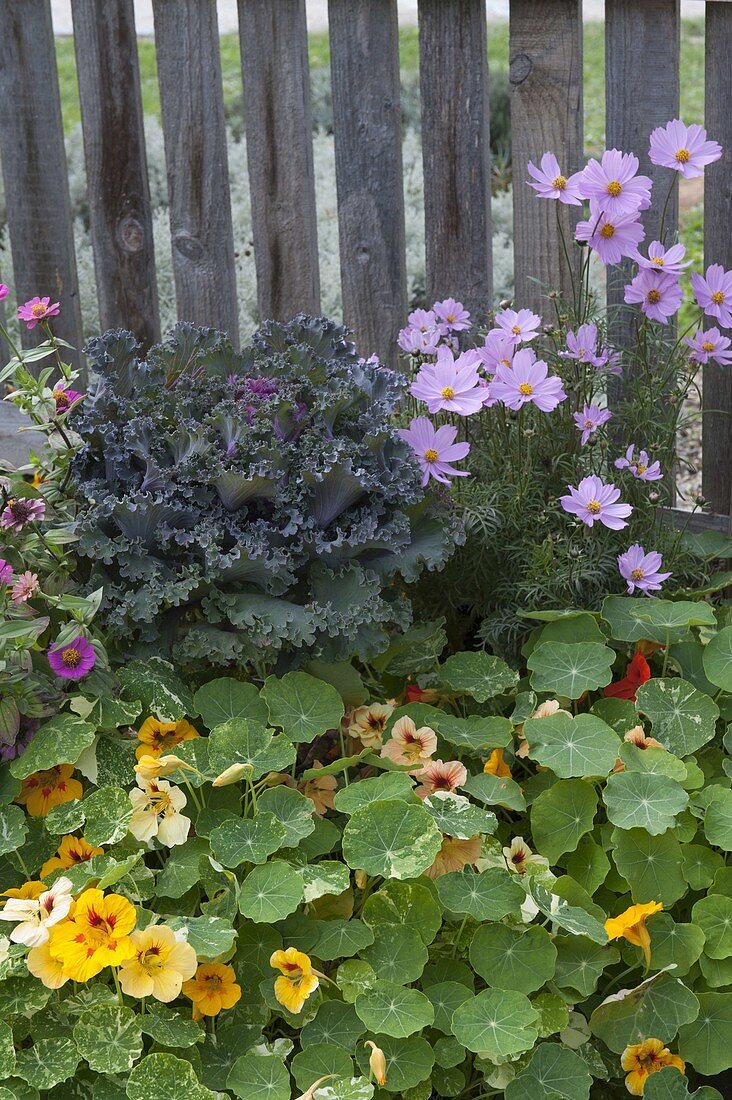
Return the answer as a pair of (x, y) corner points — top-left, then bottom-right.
(418, 0), (492, 322)
(72, 0), (160, 351)
(328, 0), (407, 366)
(509, 0), (583, 316)
(152, 0), (239, 343)
(0, 0), (84, 366)
(239, 0), (320, 322)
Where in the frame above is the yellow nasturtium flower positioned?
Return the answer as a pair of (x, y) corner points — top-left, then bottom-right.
(270, 947), (320, 1013)
(48, 888), (137, 981)
(119, 925), (197, 1002)
(15, 765), (83, 818)
(483, 748), (512, 778)
(605, 901), (663, 970)
(135, 717), (199, 760)
(40, 835), (104, 878)
(182, 961), (241, 1019)
(621, 1038), (685, 1095)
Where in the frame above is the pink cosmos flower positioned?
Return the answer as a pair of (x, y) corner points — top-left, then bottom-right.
(475, 328), (515, 375)
(578, 149), (652, 218)
(684, 327), (732, 366)
(0, 560), (13, 586)
(575, 202), (645, 265)
(399, 417), (470, 487)
(490, 348), (566, 412)
(559, 323), (608, 368)
(573, 403), (613, 445)
(52, 384), (84, 414)
(17, 296), (60, 330)
(624, 269), (683, 323)
(601, 347), (623, 377)
(614, 444), (663, 482)
(415, 759), (469, 799)
(494, 307), (541, 345)
(410, 346), (485, 415)
(526, 152), (583, 205)
(618, 544), (671, 595)
(691, 265), (732, 329)
(380, 715), (438, 773)
(408, 308), (438, 333)
(398, 325), (441, 356)
(47, 635), (96, 681)
(11, 571), (38, 605)
(0, 285), (8, 302)
(560, 475), (632, 530)
(0, 498), (45, 533)
(634, 240), (691, 275)
(649, 119), (722, 179)
(433, 298), (471, 334)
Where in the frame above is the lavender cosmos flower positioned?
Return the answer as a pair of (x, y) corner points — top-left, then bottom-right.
(0, 559), (13, 586)
(0, 498), (46, 533)
(618, 544), (671, 595)
(624, 269), (683, 323)
(575, 202), (645, 265)
(433, 298), (471, 334)
(573, 404), (613, 445)
(11, 571), (38, 605)
(578, 149), (652, 218)
(494, 307), (542, 345)
(47, 635), (96, 681)
(560, 323), (608, 368)
(635, 240), (691, 275)
(691, 264), (732, 329)
(410, 346), (485, 415)
(399, 416), (470, 487)
(17, 296), (60, 330)
(560, 475), (632, 529)
(649, 119), (722, 179)
(408, 308), (438, 333)
(685, 327), (732, 366)
(490, 348), (566, 412)
(614, 444), (663, 482)
(476, 328), (515, 375)
(398, 325), (441, 356)
(526, 152), (583, 204)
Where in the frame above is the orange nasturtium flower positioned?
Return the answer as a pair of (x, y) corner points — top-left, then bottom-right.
(483, 748), (512, 778)
(15, 765), (83, 818)
(2, 881), (47, 903)
(270, 947), (320, 1014)
(48, 888), (136, 981)
(182, 961), (241, 1019)
(605, 901), (663, 970)
(135, 717), (199, 760)
(621, 1038), (685, 1095)
(40, 835), (104, 878)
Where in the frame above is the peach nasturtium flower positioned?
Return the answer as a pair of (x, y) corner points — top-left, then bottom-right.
(48, 888), (137, 981)
(415, 759), (468, 797)
(135, 716), (199, 760)
(605, 901), (663, 969)
(346, 702), (394, 748)
(424, 835), (482, 879)
(483, 748), (512, 778)
(15, 764), (83, 817)
(270, 947), (321, 1013)
(365, 1040), (388, 1086)
(40, 835), (104, 878)
(134, 753), (193, 783)
(621, 1038), (685, 1095)
(119, 925), (197, 1002)
(182, 961), (241, 1018)
(503, 836), (548, 875)
(298, 762), (338, 816)
(380, 715), (437, 772)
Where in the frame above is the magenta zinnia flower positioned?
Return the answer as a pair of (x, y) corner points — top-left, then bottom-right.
(0, 285), (8, 302)
(476, 328), (515, 375)
(47, 635), (96, 681)
(494, 307), (541, 346)
(578, 149), (652, 218)
(0, 498), (45, 533)
(573, 404), (613, 445)
(17, 296), (60, 330)
(624, 269), (682, 323)
(410, 346), (485, 415)
(11, 571), (38, 605)
(559, 323), (608, 368)
(684, 327), (732, 366)
(649, 119), (722, 179)
(526, 152), (583, 205)
(52, 384), (84, 414)
(618, 544), (671, 595)
(560, 475), (632, 530)
(490, 348), (566, 413)
(433, 298), (471, 334)
(399, 417), (470, 487)
(614, 444), (662, 482)
(635, 240), (691, 275)
(575, 202), (645, 265)
(691, 264), (732, 328)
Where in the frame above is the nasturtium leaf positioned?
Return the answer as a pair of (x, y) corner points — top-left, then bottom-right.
(313, 919), (374, 961)
(532, 993), (570, 1039)
(527, 642), (615, 698)
(14, 1038), (80, 1091)
(9, 713), (95, 779)
(436, 867), (524, 921)
(524, 712), (619, 778)
(301, 1001), (364, 1051)
(207, 719), (295, 780)
(565, 836), (610, 895)
(226, 1051), (290, 1100)
(262, 671), (344, 743)
(636, 679), (719, 757)
(617, 742), (688, 783)
(0, 1023), (13, 1081)
(433, 1035), (466, 1069)
(437, 714), (512, 753)
(700, 952), (732, 988)
(193, 677), (269, 729)
(692, 895), (732, 959)
(505, 1043), (592, 1100)
(422, 791), (497, 839)
(336, 960), (378, 1003)
(462, 772), (526, 811)
(601, 596), (716, 644)
(681, 843), (724, 890)
(313, 1078), (375, 1100)
(167, 915), (236, 960)
(530, 779), (598, 863)
(362, 880), (442, 945)
(678, 992), (732, 1075)
(702, 626), (732, 691)
(553, 936), (619, 997)
(424, 982), (473, 1034)
(589, 971), (699, 1053)
(432, 1066), (465, 1097)
(257, 785), (316, 847)
(603, 771), (688, 835)
(470, 924), (557, 994)
(155, 836), (210, 897)
(342, 800), (441, 880)
(209, 813), (287, 868)
(72, 1004), (143, 1073)
(0, 805), (26, 858)
(611, 827), (687, 906)
(354, 1034), (434, 1093)
(298, 860), (351, 903)
(361, 924), (429, 985)
(82, 787), (133, 846)
(451, 988), (539, 1057)
(140, 1004), (204, 1048)
(333, 772), (415, 814)
(239, 861), (304, 923)
(290, 1044), (354, 1091)
(44, 797), (86, 835)
(648, 914), (705, 976)
(118, 658), (197, 722)
(645, 1066), (723, 1100)
(534, 611), (606, 646)
(703, 785), (732, 851)
(523, 879), (608, 943)
(591, 696), (637, 732)
(354, 980), (434, 1038)
(440, 650), (518, 701)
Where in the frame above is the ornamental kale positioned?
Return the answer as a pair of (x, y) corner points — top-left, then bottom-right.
(72, 316), (459, 669)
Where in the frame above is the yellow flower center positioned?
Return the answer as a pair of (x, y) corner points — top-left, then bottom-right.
(675, 148), (691, 163)
(630, 568), (644, 581)
(146, 788), (173, 815)
(424, 448), (439, 463)
(440, 386), (456, 399)
(606, 180), (622, 196)
(62, 648), (81, 667)
(647, 289), (661, 304)
(518, 382), (533, 395)
(31, 303), (46, 317)
(712, 290), (725, 305)
(636, 463), (647, 474)
(702, 340), (715, 352)
(446, 313), (455, 323)
(600, 223), (615, 238)
(511, 325), (521, 334)
(586, 499), (601, 514)
(552, 174), (567, 190)
(651, 256), (665, 266)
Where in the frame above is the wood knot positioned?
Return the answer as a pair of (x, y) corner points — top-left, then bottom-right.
(117, 214), (145, 253)
(173, 233), (205, 263)
(509, 53), (533, 85)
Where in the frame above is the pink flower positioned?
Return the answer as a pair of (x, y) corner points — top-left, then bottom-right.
(684, 327), (732, 366)
(575, 202), (645, 265)
(494, 307), (541, 345)
(691, 265), (732, 328)
(415, 759), (469, 798)
(0, 559), (14, 586)
(11, 571), (38, 605)
(614, 444), (662, 482)
(410, 346), (485, 415)
(380, 715), (438, 773)
(560, 475), (632, 530)
(559, 323), (608, 368)
(47, 635), (96, 681)
(634, 240), (691, 275)
(490, 348), (566, 412)
(624, 269), (683, 323)
(52, 385), (84, 414)
(526, 152), (583, 205)
(573, 403), (612, 445)
(433, 298), (471, 334)
(399, 416), (470, 487)
(0, 285), (8, 302)
(578, 149), (652, 217)
(398, 325), (441, 356)
(475, 329), (515, 375)
(0, 498), (45, 533)
(408, 308), (438, 333)
(649, 119), (722, 179)
(17, 296), (60, 331)
(618, 544), (671, 595)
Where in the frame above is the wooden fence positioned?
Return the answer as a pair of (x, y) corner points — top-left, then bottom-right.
(0, 0), (731, 526)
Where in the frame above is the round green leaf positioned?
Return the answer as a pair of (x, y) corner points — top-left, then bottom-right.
(617, 742), (687, 782)
(437, 714), (512, 753)
(227, 1052), (290, 1100)
(239, 861), (304, 923)
(207, 719), (295, 780)
(342, 800), (441, 880)
(505, 1043), (592, 1100)
(361, 924), (428, 985)
(604, 771), (688, 835)
(193, 677), (269, 729)
(681, 844), (724, 891)
(470, 924), (557, 994)
(553, 935), (619, 997)
(209, 813), (287, 867)
(636, 679), (719, 757)
(167, 915), (236, 960)
(118, 658), (197, 721)
(72, 1004), (143, 1073)
(422, 791), (497, 839)
(703, 786), (732, 851)
(0, 1023), (14, 1080)
(354, 1034), (434, 1093)
(82, 786), (133, 846)
(313, 919), (374, 961)
(312, 1078), (375, 1100)
(440, 650), (518, 701)
(611, 827), (687, 906)
(601, 597), (716, 644)
(140, 1004), (204, 1048)
(451, 988), (539, 1057)
(354, 979), (434, 1038)
(15, 1038), (79, 1090)
(301, 1001), (364, 1050)
(648, 914), (705, 976)
(424, 982), (473, 1034)
(290, 1043), (353, 1090)
(463, 771), (526, 811)
(298, 861), (351, 903)
(565, 836), (610, 895)
(530, 779), (598, 863)
(527, 642), (615, 698)
(702, 626), (732, 691)
(524, 879), (608, 943)
(436, 867), (524, 921)
(678, 992), (732, 1075)
(362, 881), (442, 945)
(645, 1066), (723, 1100)
(692, 895), (732, 959)
(523, 713), (620, 778)
(9, 713), (95, 779)
(333, 772), (415, 814)
(257, 785), (316, 847)
(0, 805), (27, 857)
(589, 971), (699, 1053)
(262, 671), (344, 743)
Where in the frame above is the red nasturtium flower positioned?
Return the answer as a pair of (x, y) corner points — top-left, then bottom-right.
(603, 650), (651, 702)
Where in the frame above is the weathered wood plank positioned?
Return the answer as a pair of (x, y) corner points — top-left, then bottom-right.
(152, 0), (239, 343)
(702, 2), (732, 516)
(238, 0), (320, 321)
(0, 0), (84, 366)
(663, 506), (732, 535)
(72, 0), (160, 351)
(328, 0), (407, 366)
(509, 0), (583, 315)
(418, 0), (492, 322)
